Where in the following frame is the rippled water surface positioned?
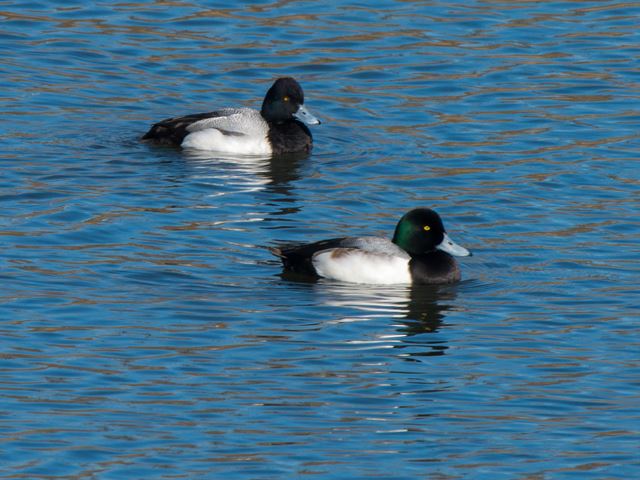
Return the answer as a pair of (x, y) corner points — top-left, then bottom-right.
(1, 0), (639, 478)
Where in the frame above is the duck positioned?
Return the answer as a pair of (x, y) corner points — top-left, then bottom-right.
(270, 208), (471, 285)
(142, 77), (320, 155)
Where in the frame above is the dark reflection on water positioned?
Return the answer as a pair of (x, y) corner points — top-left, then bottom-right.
(182, 148), (311, 196)
(281, 279), (465, 358)
(1, 0), (640, 478)
(402, 284), (456, 331)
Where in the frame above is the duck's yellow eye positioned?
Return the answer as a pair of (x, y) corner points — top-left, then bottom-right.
(283, 96), (290, 102)
(423, 225), (431, 231)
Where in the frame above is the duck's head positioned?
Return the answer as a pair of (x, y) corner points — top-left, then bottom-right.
(392, 208), (471, 257)
(261, 77), (320, 125)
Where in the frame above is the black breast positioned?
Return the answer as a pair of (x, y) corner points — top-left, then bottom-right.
(267, 120), (313, 155)
(409, 251), (461, 284)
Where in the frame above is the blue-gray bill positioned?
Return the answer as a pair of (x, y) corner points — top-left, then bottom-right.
(437, 233), (472, 257)
(294, 105), (321, 125)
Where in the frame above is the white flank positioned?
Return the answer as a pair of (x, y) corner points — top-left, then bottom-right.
(312, 249), (412, 285)
(182, 128), (271, 154)
(181, 108), (272, 154)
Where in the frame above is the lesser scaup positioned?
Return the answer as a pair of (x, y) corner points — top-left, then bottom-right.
(142, 77), (320, 155)
(271, 208), (471, 284)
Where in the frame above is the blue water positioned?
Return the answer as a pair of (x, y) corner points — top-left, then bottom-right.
(1, 1), (639, 478)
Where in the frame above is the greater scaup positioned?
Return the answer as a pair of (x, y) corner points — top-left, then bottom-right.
(142, 77), (320, 155)
(270, 208), (471, 284)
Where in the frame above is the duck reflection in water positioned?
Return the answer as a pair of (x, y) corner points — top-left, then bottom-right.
(181, 148), (309, 200)
(276, 277), (461, 357)
(396, 284), (459, 358)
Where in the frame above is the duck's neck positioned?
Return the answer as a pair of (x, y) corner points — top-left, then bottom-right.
(392, 223), (428, 256)
(392, 235), (430, 257)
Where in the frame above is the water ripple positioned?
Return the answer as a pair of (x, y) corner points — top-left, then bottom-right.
(1, 0), (639, 478)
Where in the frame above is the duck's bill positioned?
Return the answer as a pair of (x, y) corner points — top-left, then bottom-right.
(437, 233), (472, 257)
(294, 105), (321, 125)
